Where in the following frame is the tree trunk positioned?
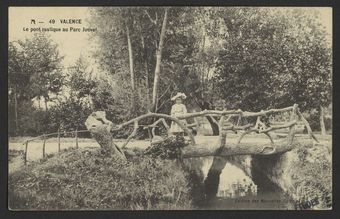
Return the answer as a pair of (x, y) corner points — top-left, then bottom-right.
(204, 157), (228, 199)
(141, 32), (150, 111)
(152, 8), (168, 112)
(145, 60), (150, 111)
(206, 116), (220, 136)
(320, 105), (326, 135)
(85, 111), (126, 159)
(126, 24), (137, 115)
(197, 100), (219, 135)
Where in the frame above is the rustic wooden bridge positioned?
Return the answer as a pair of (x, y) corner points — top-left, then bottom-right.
(85, 104), (318, 160)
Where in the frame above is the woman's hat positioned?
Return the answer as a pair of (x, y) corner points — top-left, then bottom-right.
(171, 92), (187, 101)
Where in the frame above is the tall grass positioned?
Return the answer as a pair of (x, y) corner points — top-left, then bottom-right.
(9, 147), (192, 210)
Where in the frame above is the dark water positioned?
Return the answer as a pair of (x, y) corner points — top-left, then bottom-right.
(194, 158), (296, 210)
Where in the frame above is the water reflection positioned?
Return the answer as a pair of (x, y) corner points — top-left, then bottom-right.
(201, 157), (255, 197)
(217, 179), (257, 198)
(200, 157), (295, 210)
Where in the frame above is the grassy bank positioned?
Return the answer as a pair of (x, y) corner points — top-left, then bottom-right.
(9, 147), (193, 210)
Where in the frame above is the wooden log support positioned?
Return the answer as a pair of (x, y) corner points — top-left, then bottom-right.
(42, 134), (46, 158)
(57, 128), (61, 153)
(287, 104), (298, 145)
(24, 140), (28, 165)
(296, 108), (319, 143)
(218, 116), (227, 147)
(182, 138), (295, 158)
(147, 128), (152, 143)
(75, 129), (79, 149)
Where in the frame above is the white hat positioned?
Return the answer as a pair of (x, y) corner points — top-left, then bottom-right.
(171, 92), (187, 101)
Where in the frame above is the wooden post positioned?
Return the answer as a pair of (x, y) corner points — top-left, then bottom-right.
(147, 128), (152, 143)
(296, 107), (319, 143)
(284, 105), (296, 146)
(75, 129), (79, 149)
(24, 141), (28, 165)
(320, 105), (326, 136)
(58, 128), (61, 153)
(42, 134), (46, 158)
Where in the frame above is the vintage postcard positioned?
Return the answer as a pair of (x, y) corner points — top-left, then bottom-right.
(8, 6), (332, 210)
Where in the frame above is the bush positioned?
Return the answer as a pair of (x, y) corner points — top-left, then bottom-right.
(10, 100), (50, 136)
(293, 145), (332, 209)
(49, 97), (92, 137)
(9, 148), (193, 210)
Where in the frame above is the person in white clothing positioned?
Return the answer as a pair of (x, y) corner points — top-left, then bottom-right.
(169, 92), (188, 135)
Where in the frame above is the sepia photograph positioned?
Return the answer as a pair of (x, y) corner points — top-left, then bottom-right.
(8, 6), (332, 210)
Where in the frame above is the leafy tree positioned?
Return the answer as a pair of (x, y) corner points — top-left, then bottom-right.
(49, 96), (92, 134)
(8, 42), (30, 134)
(8, 33), (64, 135)
(89, 7), (142, 115)
(89, 7), (331, 134)
(20, 33), (64, 109)
(67, 56), (96, 101)
(213, 8), (331, 131)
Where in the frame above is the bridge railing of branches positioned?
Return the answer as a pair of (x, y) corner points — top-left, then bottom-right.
(85, 104), (318, 160)
(21, 129), (90, 165)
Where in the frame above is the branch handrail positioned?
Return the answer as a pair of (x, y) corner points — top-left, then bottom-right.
(22, 129), (90, 144)
(107, 104), (317, 150)
(111, 106), (296, 131)
(19, 129), (91, 165)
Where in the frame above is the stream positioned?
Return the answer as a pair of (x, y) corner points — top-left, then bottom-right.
(197, 157), (296, 210)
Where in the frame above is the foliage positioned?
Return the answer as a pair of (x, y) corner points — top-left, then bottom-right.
(144, 135), (188, 159)
(67, 57), (96, 100)
(292, 144), (332, 209)
(213, 8), (331, 112)
(8, 100), (48, 136)
(9, 147), (192, 210)
(8, 8), (332, 137)
(89, 7), (203, 115)
(8, 33), (64, 136)
(49, 97), (92, 134)
(9, 33), (64, 102)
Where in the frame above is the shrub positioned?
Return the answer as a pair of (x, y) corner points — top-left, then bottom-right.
(293, 144), (332, 209)
(15, 101), (49, 136)
(48, 97), (92, 137)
